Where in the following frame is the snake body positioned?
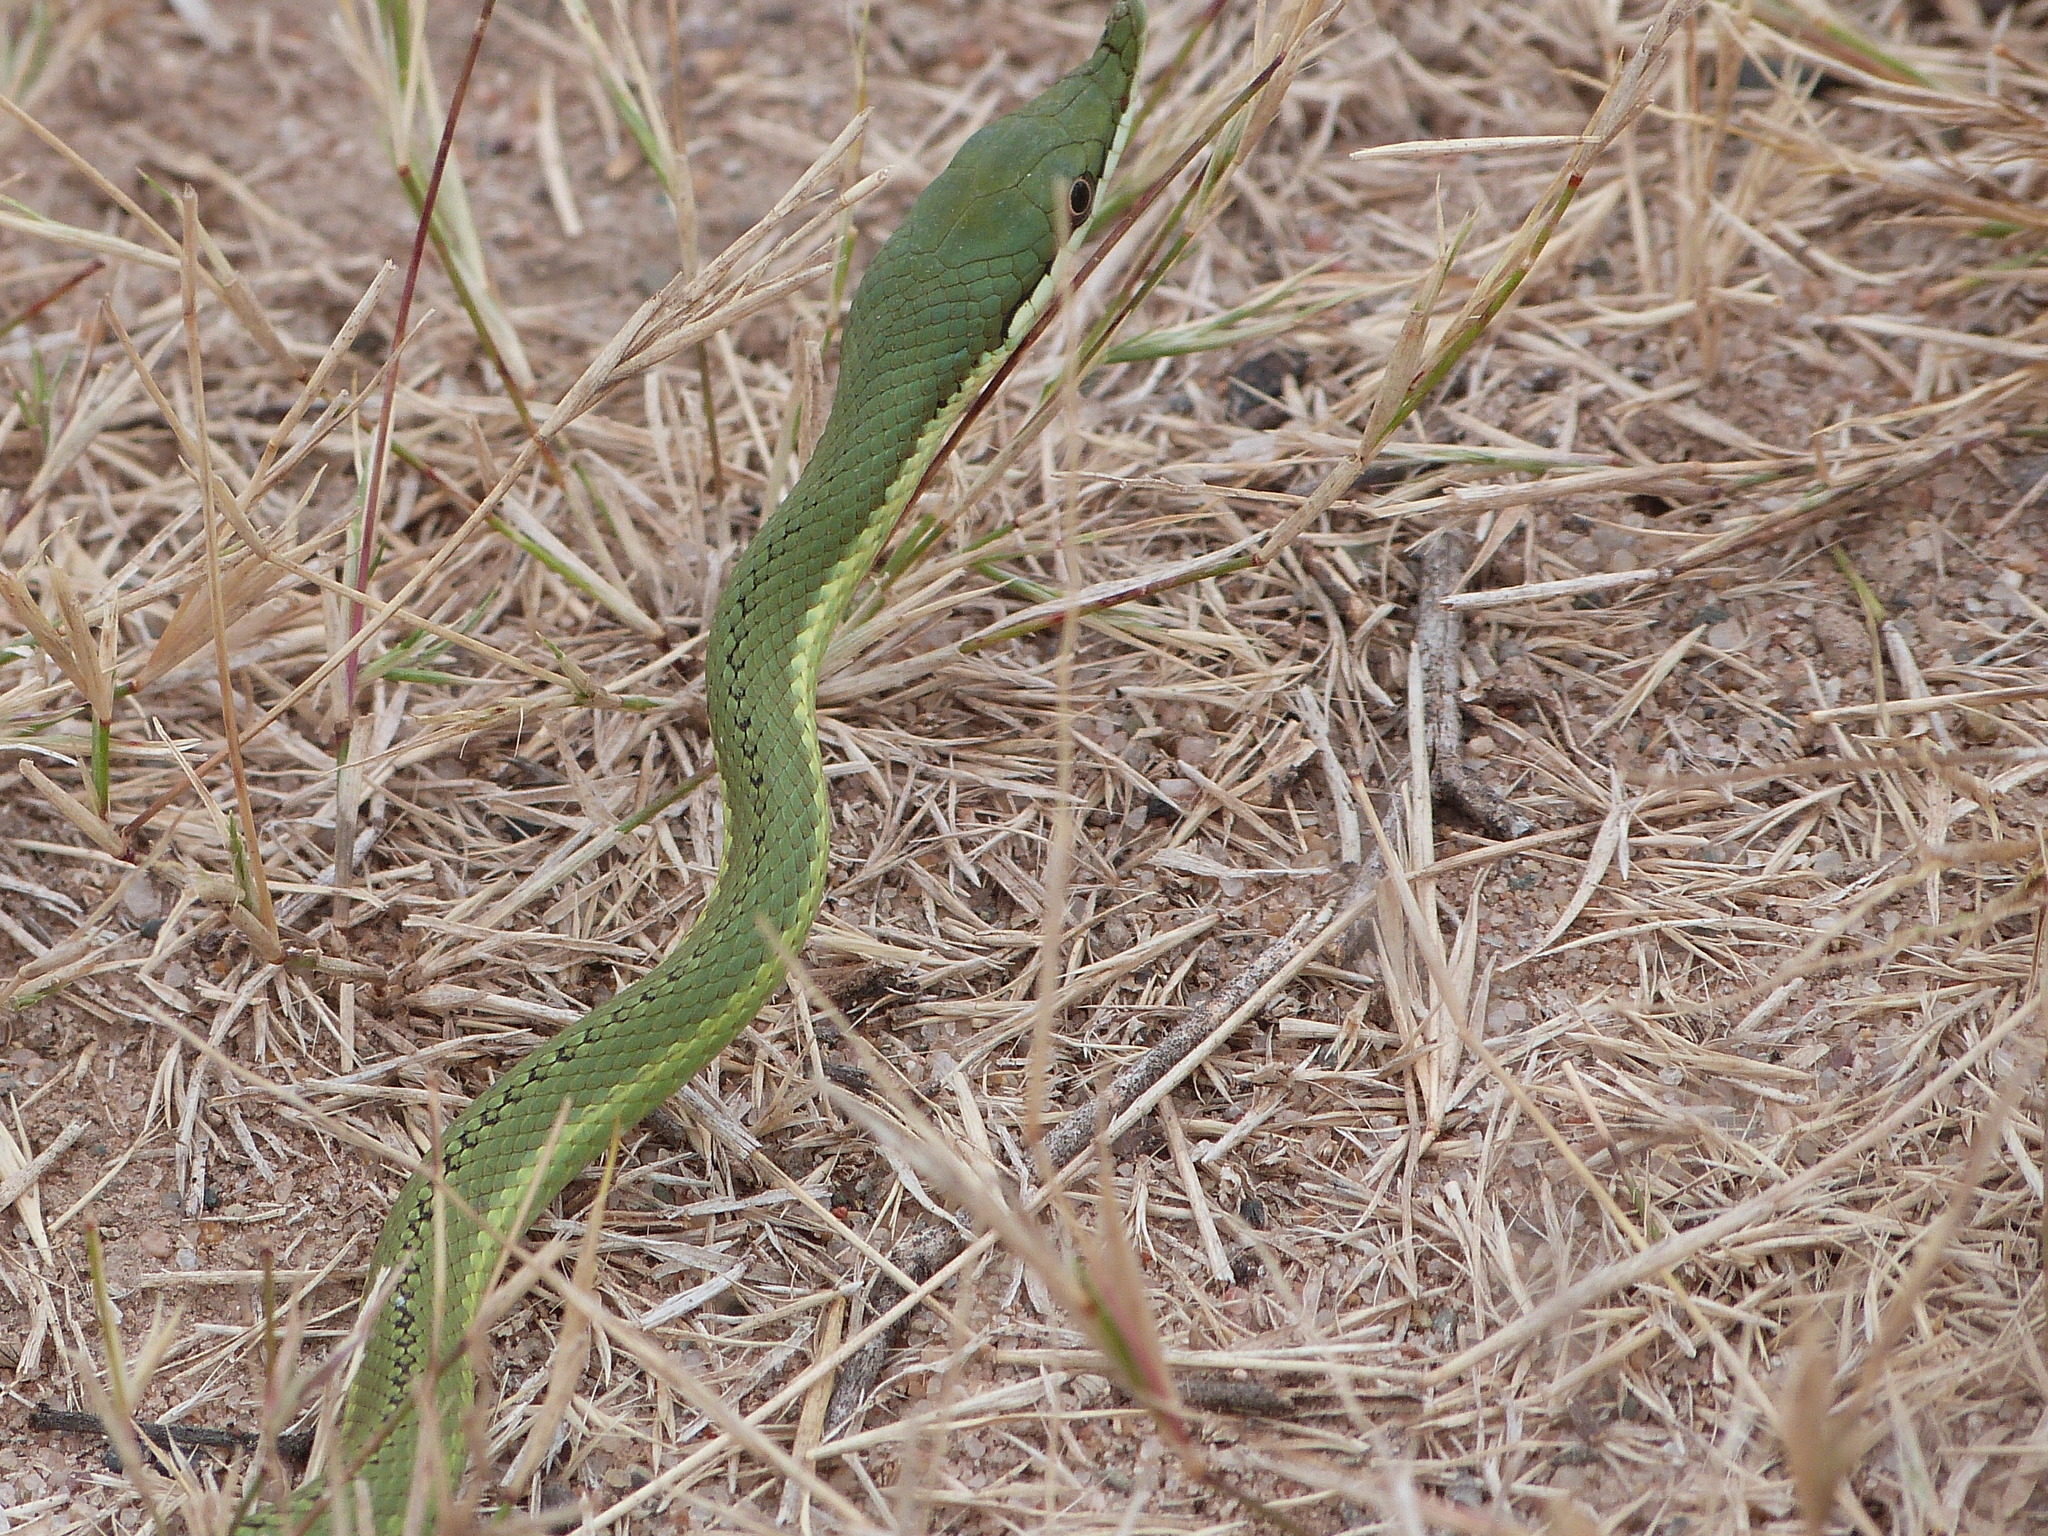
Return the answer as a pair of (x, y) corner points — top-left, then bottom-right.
(261, 9), (1143, 1533)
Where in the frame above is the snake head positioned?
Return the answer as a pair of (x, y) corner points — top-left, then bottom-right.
(997, 0), (1147, 243)
(931, 0), (1143, 263)
(841, 0), (1146, 378)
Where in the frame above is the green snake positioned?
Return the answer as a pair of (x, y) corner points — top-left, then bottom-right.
(254, 7), (1144, 1532)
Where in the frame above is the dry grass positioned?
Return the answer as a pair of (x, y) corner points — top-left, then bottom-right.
(2, 0), (2045, 1532)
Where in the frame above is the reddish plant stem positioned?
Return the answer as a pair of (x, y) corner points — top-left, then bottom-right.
(0, 256), (103, 345)
(344, 0), (501, 706)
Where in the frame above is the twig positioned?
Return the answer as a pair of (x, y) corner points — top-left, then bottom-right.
(1416, 530), (1536, 839)
(1437, 566), (1666, 611)
(28, 1403), (314, 1467)
(0, 1118), (89, 1212)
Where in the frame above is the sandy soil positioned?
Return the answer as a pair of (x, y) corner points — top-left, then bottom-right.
(1, 0), (2044, 1532)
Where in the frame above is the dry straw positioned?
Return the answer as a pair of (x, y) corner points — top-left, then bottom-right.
(1, 0), (2044, 1532)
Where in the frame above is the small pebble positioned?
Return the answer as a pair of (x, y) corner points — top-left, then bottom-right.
(1706, 617), (1747, 651)
(1465, 733), (1496, 758)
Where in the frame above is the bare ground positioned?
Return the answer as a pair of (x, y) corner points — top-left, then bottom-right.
(1, 0), (2044, 1533)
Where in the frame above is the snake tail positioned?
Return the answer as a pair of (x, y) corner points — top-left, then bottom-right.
(245, 6), (1144, 1533)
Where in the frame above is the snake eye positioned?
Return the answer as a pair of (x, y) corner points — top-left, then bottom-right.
(1068, 175), (1094, 221)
